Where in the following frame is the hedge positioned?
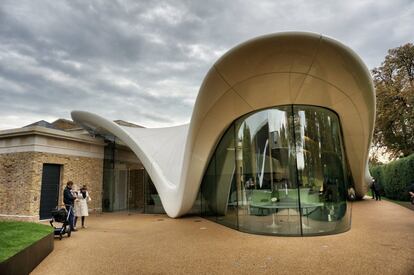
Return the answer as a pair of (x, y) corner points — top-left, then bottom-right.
(370, 154), (414, 201)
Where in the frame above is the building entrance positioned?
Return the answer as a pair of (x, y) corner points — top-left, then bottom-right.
(39, 164), (61, 219)
(102, 139), (164, 213)
(103, 166), (145, 212)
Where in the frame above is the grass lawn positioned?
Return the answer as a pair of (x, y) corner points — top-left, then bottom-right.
(0, 221), (53, 262)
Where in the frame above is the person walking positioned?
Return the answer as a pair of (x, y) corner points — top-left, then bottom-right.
(63, 181), (77, 231)
(74, 185), (91, 228)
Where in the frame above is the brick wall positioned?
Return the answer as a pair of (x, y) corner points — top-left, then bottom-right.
(0, 152), (103, 221)
(0, 152), (36, 219)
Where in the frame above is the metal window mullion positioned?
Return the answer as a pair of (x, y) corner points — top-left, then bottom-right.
(291, 105), (304, 236)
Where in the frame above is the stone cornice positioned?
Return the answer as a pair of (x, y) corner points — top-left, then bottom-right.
(0, 126), (105, 146)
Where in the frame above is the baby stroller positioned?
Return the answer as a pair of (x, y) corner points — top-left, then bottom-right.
(50, 206), (72, 240)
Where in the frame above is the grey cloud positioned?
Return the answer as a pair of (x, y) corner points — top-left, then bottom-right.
(0, 0), (413, 129)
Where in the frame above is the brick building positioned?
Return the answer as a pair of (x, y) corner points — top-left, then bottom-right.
(0, 119), (154, 222)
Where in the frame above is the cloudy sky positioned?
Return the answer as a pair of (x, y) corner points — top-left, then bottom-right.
(0, 0), (413, 129)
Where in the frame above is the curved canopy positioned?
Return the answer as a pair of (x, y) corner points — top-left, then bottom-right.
(72, 32), (375, 217)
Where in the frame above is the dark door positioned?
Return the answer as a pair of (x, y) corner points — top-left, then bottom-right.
(39, 164), (61, 219)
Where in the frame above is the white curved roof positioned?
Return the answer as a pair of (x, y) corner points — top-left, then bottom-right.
(72, 32), (375, 218)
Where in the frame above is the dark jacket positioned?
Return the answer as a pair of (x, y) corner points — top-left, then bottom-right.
(63, 187), (75, 205)
(371, 181), (377, 191)
(373, 181), (381, 192)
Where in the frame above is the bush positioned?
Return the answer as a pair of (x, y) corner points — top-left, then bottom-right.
(369, 154), (414, 201)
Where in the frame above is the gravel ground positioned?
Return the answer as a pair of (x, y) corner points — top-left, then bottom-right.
(32, 198), (414, 275)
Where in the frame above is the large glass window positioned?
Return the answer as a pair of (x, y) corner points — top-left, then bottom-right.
(200, 105), (352, 236)
(102, 139), (163, 214)
(201, 125), (237, 229)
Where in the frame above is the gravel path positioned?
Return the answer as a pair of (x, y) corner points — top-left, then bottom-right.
(32, 198), (414, 275)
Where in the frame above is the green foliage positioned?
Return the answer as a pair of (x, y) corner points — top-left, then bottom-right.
(0, 221), (52, 262)
(242, 124), (253, 177)
(370, 154), (414, 201)
(372, 43), (414, 158)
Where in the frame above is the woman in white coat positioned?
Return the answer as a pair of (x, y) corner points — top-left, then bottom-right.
(74, 185), (91, 228)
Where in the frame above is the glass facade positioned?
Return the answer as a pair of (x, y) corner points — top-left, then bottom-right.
(102, 139), (165, 214)
(144, 171), (165, 214)
(200, 105), (352, 236)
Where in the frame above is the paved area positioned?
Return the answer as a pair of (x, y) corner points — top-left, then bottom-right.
(33, 199), (414, 275)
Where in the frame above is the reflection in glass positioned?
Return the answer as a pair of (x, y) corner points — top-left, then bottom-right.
(102, 139), (145, 212)
(294, 106), (350, 234)
(102, 139), (165, 214)
(200, 105), (351, 236)
(144, 171), (165, 214)
(201, 125), (237, 228)
(236, 107), (301, 235)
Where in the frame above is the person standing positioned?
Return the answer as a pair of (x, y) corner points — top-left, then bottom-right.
(370, 179), (377, 199)
(374, 179), (381, 201)
(63, 181), (77, 231)
(75, 185), (91, 228)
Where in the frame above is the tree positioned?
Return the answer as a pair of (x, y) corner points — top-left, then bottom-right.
(241, 123), (253, 179)
(372, 43), (414, 158)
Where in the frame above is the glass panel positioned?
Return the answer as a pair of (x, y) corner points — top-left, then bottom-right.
(294, 106), (350, 235)
(114, 168), (128, 210)
(103, 166), (129, 212)
(215, 124), (237, 228)
(144, 171), (165, 214)
(102, 168), (114, 212)
(103, 139), (148, 213)
(103, 140), (115, 212)
(199, 105), (351, 236)
(103, 138), (166, 214)
(236, 107), (301, 235)
(128, 169), (145, 212)
(200, 152), (216, 218)
(187, 191), (202, 215)
(200, 125), (237, 228)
